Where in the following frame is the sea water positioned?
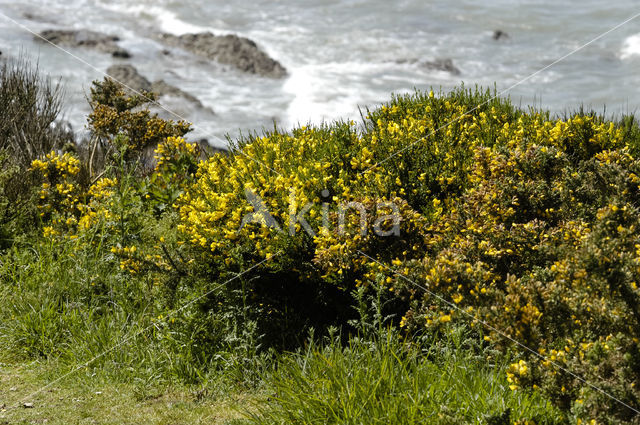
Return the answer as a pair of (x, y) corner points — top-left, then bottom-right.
(0, 0), (639, 147)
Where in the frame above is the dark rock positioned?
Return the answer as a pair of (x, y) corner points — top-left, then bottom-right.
(151, 80), (203, 107)
(196, 138), (228, 156)
(394, 58), (460, 75)
(112, 49), (131, 59)
(105, 65), (212, 113)
(106, 64), (152, 93)
(421, 58), (461, 75)
(37, 29), (131, 58)
(493, 30), (509, 40)
(158, 32), (287, 78)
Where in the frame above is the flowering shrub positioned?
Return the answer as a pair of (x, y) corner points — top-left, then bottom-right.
(178, 88), (640, 423)
(30, 150), (82, 229)
(87, 78), (191, 166)
(28, 78), (201, 302)
(143, 136), (201, 215)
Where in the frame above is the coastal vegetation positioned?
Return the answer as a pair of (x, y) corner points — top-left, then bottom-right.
(1, 59), (640, 424)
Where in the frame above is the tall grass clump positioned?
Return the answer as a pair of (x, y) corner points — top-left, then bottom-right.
(247, 328), (564, 425)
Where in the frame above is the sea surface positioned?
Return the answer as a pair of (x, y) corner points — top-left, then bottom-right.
(1, 0), (640, 147)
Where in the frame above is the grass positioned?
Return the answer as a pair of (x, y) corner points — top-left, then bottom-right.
(0, 329), (565, 425)
(245, 330), (566, 425)
(0, 356), (258, 425)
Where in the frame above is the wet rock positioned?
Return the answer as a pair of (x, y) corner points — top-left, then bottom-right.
(106, 64), (152, 92)
(158, 32), (287, 78)
(493, 30), (509, 40)
(105, 65), (212, 113)
(196, 138), (228, 156)
(112, 50), (131, 59)
(151, 80), (204, 108)
(37, 29), (131, 58)
(422, 58), (461, 75)
(394, 58), (461, 75)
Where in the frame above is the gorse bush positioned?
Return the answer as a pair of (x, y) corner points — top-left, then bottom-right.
(1, 74), (264, 389)
(178, 87), (640, 423)
(87, 77), (191, 174)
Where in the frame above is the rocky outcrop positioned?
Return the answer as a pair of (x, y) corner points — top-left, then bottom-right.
(196, 139), (228, 156)
(105, 64), (211, 112)
(394, 58), (461, 75)
(158, 32), (287, 78)
(150, 80), (203, 107)
(37, 30), (131, 58)
(106, 64), (152, 92)
(421, 58), (460, 75)
(493, 30), (509, 41)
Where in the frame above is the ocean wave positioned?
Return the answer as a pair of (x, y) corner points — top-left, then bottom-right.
(94, 1), (216, 35)
(621, 33), (640, 59)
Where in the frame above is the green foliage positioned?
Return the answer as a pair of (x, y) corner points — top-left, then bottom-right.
(0, 58), (72, 169)
(87, 77), (191, 170)
(0, 59), (73, 244)
(247, 329), (564, 425)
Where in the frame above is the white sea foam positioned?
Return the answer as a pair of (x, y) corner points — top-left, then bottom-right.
(1, 0), (639, 140)
(95, 2), (214, 35)
(621, 33), (640, 59)
(282, 62), (390, 128)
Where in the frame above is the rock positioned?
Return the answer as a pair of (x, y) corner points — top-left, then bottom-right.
(112, 50), (131, 59)
(37, 29), (131, 58)
(23, 402), (34, 408)
(106, 64), (152, 93)
(105, 65), (213, 113)
(493, 30), (509, 41)
(421, 58), (461, 75)
(196, 139), (228, 156)
(393, 58), (461, 75)
(151, 80), (204, 108)
(158, 32), (287, 78)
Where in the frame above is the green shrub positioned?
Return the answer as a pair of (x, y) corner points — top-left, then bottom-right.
(4, 79), (640, 422)
(86, 77), (191, 175)
(0, 58), (72, 169)
(0, 59), (74, 242)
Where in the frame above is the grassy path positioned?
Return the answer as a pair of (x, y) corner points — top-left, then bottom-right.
(0, 360), (256, 425)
